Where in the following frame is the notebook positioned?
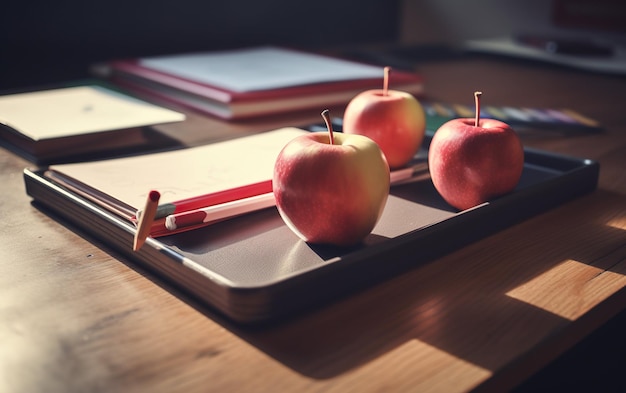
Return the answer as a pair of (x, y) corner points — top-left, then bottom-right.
(44, 127), (309, 236)
(0, 84), (185, 163)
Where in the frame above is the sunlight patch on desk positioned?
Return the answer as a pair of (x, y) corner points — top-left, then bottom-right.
(505, 259), (626, 320)
(606, 215), (626, 231)
(336, 339), (490, 392)
(0, 325), (62, 393)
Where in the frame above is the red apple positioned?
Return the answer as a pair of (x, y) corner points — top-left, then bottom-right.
(343, 67), (426, 169)
(273, 110), (390, 246)
(428, 92), (524, 210)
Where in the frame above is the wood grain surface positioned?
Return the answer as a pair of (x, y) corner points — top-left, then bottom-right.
(1, 54), (625, 393)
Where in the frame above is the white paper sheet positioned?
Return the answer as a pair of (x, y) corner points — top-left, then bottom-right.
(139, 46), (384, 92)
(0, 86), (185, 140)
(49, 127), (309, 209)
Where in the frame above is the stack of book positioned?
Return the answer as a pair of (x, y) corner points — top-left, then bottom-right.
(93, 46), (424, 120)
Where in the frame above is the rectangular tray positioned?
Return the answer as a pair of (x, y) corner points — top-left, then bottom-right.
(24, 135), (599, 324)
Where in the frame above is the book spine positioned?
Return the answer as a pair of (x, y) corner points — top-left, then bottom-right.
(109, 61), (234, 103)
(110, 76), (233, 119)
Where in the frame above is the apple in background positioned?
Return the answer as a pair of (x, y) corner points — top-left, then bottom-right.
(342, 66), (426, 169)
(273, 109), (390, 246)
(428, 91), (524, 211)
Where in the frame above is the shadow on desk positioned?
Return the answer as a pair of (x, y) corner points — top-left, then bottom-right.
(32, 187), (626, 390)
(224, 190), (626, 384)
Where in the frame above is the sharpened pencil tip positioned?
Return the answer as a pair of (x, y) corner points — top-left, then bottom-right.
(149, 190), (160, 202)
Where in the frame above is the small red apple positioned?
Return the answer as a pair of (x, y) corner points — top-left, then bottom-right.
(273, 110), (390, 246)
(342, 66), (426, 169)
(428, 92), (524, 210)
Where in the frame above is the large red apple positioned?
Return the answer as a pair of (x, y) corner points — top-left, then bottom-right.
(273, 110), (390, 246)
(343, 67), (426, 169)
(428, 92), (524, 210)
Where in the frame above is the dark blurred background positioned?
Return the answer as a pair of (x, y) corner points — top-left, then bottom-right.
(2, 0), (625, 90)
(0, 0), (400, 89)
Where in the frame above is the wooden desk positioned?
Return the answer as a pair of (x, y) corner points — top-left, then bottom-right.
(1, 55), (625, 393)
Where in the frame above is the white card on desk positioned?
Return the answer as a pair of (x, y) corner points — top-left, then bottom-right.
(0, 85), (185, 141)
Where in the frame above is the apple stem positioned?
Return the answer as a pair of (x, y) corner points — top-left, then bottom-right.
(383, 66), (391, 96)
(474, 91), (483, 127)
(321, 109), (334, 145)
